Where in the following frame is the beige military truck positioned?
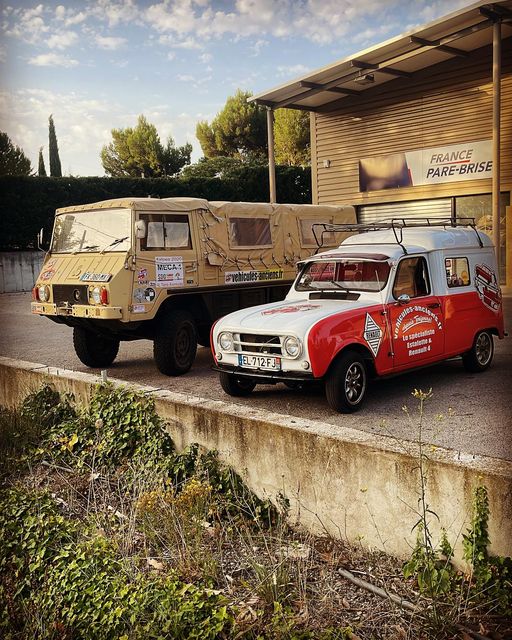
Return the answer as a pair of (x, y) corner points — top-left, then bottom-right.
(31, 197), (355, 375)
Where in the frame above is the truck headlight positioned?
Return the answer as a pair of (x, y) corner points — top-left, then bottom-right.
(90, 286), (102, 305)
(218, 331), (234, 351)
(283, 336), (302, 358)
(38, 284), (50, 302)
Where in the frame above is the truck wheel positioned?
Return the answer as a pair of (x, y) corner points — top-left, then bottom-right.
(73, 327), (119, 368)
(325, 351), (367, 413)
(153, 310), (197, 376)
(462, 330), (494, 372)
(219, 372), (256, 397)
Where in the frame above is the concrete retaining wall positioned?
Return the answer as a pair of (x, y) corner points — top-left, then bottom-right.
(1, 356), (510, 562)
(0, 251), (44, 293)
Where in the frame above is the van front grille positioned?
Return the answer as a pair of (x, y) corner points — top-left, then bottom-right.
(236, 333), (282, 355)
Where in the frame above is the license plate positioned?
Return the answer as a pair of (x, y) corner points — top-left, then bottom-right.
(32, 304), (44, 313)
(238, 354), (281, 370)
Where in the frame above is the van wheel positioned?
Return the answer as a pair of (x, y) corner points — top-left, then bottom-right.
(219, 372), (256, 397)
(73, 327), (119, 368)
(153, 310), (197, 376)
(326, 351), (367, 413)
(462, 330), (494, 372)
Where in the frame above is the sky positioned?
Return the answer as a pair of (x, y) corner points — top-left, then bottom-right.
(1, 0), (473, 177)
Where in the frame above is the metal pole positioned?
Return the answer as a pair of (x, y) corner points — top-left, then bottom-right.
(266, 107), (276, 203)
(492, 19), (501, 270)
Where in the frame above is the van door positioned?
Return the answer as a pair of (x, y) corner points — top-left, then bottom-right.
(387, 256), (445, 368)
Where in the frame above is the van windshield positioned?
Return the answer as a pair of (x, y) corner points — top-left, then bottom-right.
(51, 209), (131, 254)
(296, 258), (391, 292)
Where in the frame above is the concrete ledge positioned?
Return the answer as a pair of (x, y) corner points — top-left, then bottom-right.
(0, 356), (511, 561)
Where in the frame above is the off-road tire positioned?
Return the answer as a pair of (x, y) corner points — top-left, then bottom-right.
(219, 372), (256, 397)
(73, 327), (120, 368)
(153, 310), (197, 376)
(325, 351), (367, 413)
(462, 330), (494, 373)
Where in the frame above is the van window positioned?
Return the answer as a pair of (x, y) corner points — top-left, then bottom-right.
(445, 257), (470, 287)
(140, 214), (191, 251)
(393, 257), (430, 299)
(230, 217), (271, 248)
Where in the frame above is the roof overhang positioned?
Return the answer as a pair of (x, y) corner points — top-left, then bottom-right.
(250, 0), (512, 112)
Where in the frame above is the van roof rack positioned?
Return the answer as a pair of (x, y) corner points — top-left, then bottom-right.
(312, 217), (482, 255)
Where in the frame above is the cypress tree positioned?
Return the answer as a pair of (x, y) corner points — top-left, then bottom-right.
(38, 147), (47, 176)
(48, 115), (62, 177)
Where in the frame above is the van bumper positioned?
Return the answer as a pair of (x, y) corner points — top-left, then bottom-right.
(31, 302), (123, 320)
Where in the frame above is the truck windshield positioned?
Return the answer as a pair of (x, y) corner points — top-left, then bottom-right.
(296, 258), (391, 292)
(51, 209), (131, 254)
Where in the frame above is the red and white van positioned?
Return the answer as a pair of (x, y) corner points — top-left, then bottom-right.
(211, 220), (505, 413)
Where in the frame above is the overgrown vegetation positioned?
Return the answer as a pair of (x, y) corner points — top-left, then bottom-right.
(0, 383), (510, 639)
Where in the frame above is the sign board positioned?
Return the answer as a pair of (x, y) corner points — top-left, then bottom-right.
(359, 140), (492, 192)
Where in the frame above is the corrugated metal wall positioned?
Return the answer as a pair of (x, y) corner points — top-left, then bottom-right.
(312, 38), (512, 207)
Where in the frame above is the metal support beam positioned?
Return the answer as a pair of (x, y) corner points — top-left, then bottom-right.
(350, 59), (412, 78)
(409, 35), (468, 57)
(492, 19), (501, 269)
(300, 80), (360, 96)
(266, 107), (276, 204)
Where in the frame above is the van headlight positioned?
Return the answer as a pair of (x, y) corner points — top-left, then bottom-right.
(283, 336), (302, 358)
(38, 284), (50, 302)
(218, 331), (234, 351)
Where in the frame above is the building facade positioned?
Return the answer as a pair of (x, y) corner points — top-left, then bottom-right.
(252, 1), (512, 285)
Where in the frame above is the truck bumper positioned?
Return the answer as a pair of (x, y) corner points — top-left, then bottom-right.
(31, 302), (123, 320)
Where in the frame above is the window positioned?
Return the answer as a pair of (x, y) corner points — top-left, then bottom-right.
(229, 217), (271, 247)
(296, 259), (391, 292)
(299, 219), (336, 247)
(393, 257), (430, 299)
(140, 214), (191, 251)
(445, 257), (470, 288)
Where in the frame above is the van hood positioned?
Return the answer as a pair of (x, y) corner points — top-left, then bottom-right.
(217, 297), (375, 336)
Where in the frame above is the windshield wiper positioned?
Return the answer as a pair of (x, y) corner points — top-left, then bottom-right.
(100, 236), (129, 254)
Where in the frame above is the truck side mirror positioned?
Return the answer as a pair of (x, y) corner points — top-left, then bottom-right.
(135, 219), (146, 239)
(37, 228), (44, 251)
(397, 294), (411, 305)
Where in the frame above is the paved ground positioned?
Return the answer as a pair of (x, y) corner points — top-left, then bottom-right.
(0, 292), (511, 460)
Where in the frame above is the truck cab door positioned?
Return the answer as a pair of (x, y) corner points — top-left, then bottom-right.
(387, 256), (445, 369)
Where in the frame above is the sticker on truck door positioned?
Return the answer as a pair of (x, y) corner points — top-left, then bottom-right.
(154, 256), (183, 287)
(363, 313), (383, 357)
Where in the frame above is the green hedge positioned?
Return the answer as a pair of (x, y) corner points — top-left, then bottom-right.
(0, 167), (311, 250)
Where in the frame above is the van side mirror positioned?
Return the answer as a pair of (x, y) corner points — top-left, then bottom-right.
(397, 294), (411, 305)
(135, 219), (146, 239)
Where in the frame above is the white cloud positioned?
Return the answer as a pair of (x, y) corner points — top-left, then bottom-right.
(47, 30), (78, 50)
(55, 5), (88, 27)
(3, 3), (49, 44)
(277, 64), (310, 78)
(28, 52), (78, 68)
(95, 35), (127, 50)
(91, 0), (140, 27)
(199, 52), (212, 63)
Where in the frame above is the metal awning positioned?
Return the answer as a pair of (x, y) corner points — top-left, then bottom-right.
(250, 0), (512, 112)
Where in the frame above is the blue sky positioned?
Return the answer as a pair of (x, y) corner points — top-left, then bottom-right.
(1, 0), (471, 176)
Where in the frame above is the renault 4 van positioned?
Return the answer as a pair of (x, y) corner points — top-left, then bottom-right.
(211, 219), (505, 412)
(31, 197), (355, 375)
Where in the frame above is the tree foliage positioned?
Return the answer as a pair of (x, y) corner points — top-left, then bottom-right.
(274, 109), (310, 166)
(196, 90), (310, 166)
(196, 90), (267, 160)
(48, 115), (62, 177)
(101, 115), (192, 178)
(181, 156), (264, 180)
(0, 132), (32, 176)
(38, 147), (47, 177)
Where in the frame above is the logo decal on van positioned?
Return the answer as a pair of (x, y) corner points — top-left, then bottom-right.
(474, 263), (501, 312)
(363, 313), (382, 357)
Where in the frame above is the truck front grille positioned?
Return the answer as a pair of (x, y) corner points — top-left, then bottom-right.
(236, 333), (282, 355)
(52, 284), (89, 306)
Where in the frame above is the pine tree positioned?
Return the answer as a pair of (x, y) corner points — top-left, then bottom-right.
(38, 147), (47, 176)
(0, 131), (32, 176)
(48, 115), (62, 177)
